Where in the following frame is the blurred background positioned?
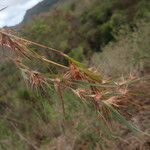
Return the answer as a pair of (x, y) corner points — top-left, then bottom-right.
(0, 0), (150, 149)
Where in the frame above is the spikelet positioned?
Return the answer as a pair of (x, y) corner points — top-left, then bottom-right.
(0, 32), (30, 59)
(72, 88), (89, 100)
(69, 63), (86, 81)
(12, 59), (47, 90)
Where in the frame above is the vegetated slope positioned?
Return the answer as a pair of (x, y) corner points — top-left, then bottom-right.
(20, 0), (149, 62)
(91, 21), (150, 77)
(22, 0), (60, 24)
(0, 0), (150, 149)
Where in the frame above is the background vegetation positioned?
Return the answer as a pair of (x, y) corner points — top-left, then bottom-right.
(0, 0), (150, 149)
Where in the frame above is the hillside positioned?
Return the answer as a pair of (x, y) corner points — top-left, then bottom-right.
(20, 0), (150, 74)
(22, 0), (60, 24)
(0, 0), (150, 149)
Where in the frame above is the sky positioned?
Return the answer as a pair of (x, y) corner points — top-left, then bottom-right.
(0, 0), (43, 27)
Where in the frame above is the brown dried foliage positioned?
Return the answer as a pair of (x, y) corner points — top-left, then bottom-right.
(0, 29), (145, 122)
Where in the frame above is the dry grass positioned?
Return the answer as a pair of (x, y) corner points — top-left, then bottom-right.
(0, 29), (149, 149)
(92, 22), (150, 78)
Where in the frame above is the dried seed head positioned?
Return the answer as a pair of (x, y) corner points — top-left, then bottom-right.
(69, 63), (85, 80)
(72, 88), (89, 100)
(0, 33), (29, 59)
(29, 71), (46, 89)
(105, 96), (120, 107)
(118, 87), (128, 95)
(93, 92), (102, 101)
(20, 68), (47, 89)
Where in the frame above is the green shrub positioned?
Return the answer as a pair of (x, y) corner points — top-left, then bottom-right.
(69, 46), (84, 61)
(92, 21), (150, 77)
